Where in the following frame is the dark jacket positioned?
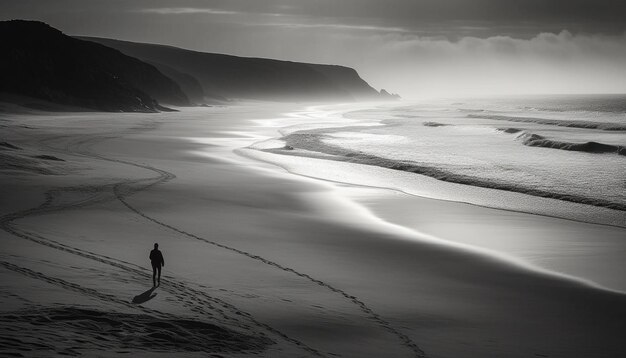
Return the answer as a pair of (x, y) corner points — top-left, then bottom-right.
(150, 249), (164, 267)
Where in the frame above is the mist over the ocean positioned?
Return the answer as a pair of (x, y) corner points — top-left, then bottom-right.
(355, 32), (626, 97)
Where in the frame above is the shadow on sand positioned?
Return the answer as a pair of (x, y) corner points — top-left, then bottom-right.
(132, 286), (157, 304)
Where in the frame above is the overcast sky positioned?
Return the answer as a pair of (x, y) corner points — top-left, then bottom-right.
(3, 0), (626, 97)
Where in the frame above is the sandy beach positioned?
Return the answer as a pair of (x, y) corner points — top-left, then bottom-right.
(1, 103), (625, 357)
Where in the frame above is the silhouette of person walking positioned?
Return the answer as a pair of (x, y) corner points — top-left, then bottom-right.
(149, 243), (164, 286)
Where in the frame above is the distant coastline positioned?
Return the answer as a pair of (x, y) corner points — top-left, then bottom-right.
(1, 20), (399, 113)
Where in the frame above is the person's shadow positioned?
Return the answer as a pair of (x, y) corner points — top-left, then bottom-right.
(132, 286), (157, 304)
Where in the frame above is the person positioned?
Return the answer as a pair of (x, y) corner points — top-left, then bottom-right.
(149, 243), (164, 286)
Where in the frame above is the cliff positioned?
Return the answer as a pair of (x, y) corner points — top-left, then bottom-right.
(79, 37), (388, 102)
(0, 20), (189, 112)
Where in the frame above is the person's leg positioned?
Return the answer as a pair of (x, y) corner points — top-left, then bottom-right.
(152, 265), (157, 286)
(157, 266), (162, 285)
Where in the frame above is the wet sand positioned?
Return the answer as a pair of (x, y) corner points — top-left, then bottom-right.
(1, 103), (625, 357)
(341, 186), (626, 292)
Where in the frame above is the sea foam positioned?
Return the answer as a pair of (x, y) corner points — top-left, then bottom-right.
(258, 96), (626, 220)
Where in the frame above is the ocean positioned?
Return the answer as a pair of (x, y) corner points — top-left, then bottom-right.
(252, 94), (626, 227)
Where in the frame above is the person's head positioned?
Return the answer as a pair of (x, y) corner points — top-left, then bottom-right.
(154, 243), (159, 249)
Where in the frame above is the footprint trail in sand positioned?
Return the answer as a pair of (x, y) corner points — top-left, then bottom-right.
(1, 118), (428, 357)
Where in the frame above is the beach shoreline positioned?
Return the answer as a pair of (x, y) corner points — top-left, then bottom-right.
(1, 103), (625, 357)
(249, 102), (626, 228)
(241, 102), (626, 292)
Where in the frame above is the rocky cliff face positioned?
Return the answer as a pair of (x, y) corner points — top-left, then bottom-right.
(80, 37), (392, 103)
(1, 20), (189, 112)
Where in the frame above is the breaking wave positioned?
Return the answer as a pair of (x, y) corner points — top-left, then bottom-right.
(496, 128), (626, 156)
(468, 114), (626, 131)
(265, 131), (626, 212)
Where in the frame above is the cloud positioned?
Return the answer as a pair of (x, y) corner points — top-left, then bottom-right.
(394, 31), (626, 60)
(139, 8), (241, 16)
(249, 29), (624, 97)
(342, 30), (626, 97)
(138, 7), (285, 17)
(252, 22), (408, 33)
